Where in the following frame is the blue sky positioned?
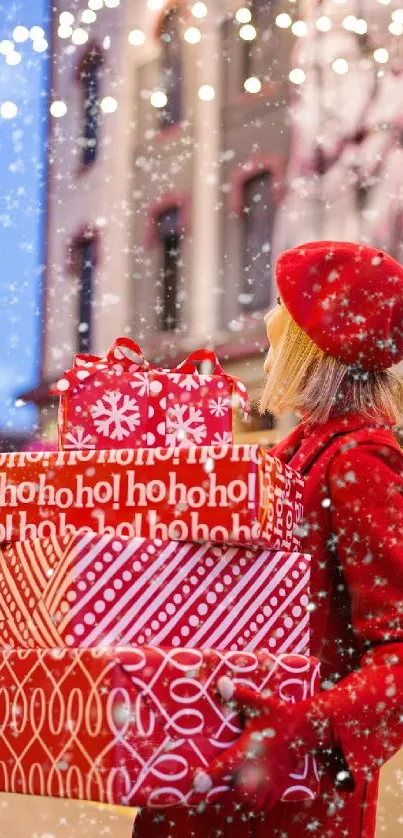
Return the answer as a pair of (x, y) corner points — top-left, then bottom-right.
(0, 0), (48, 433)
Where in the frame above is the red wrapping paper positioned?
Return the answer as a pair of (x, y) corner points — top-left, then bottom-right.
(51, 340), (249, 451)
(0, 647), (320, 807)
(0, 445), (304, 548)
(0, 534), (310, 654)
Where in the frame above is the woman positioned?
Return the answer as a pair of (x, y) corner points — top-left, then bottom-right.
(133, 240), (403, 838)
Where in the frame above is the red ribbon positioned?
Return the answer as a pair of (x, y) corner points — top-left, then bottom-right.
(50, 339), (249, 414)
(175, 349), (226, 376)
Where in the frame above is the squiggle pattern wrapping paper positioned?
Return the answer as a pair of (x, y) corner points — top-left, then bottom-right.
(0, 646), (319, 808)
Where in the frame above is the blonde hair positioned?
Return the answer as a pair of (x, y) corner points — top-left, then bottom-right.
(259, 310), (403, 426)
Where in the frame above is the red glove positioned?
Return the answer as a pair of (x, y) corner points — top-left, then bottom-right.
(193, 676), (336, 813)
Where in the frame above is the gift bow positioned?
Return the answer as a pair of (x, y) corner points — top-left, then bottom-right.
(50, 337), (249, 414)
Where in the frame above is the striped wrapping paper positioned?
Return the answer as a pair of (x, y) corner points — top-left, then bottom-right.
(0, 533), (310, 654)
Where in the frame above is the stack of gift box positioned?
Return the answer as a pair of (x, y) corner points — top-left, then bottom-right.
(0, 339), (319, 810)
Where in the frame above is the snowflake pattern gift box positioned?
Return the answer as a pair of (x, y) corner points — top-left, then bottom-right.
(51, 338), (249, 451)
(0, 646), (320, 807)
(0, 533), (311, 654)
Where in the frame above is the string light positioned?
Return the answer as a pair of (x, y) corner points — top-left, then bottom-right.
(147, 0), (163, 10)
(332, 58), (349, 74)
(81, 9), (97, 24)
(58, 25), (72, 39)
(72, 28), (89, 45)
(128, 29), (146, 46)
(342, 15), (367, 34)
(50, 100), (67, 118)
(289, 68), (305, 84)
(354, 19), (367, 34)
(276, 13), (292, 29)
(103, 35), (111, 49)
(373, 48), (389, 63)
(244, 76), (261, 93)
(88, 0), (103, 10)
(0, 102), (18, 119)
(191, 2), (208, 17)
(392, 10), (403, 22)
(101, 96), (118, 112)
(32, 37), (48, 52)
(150, 90), (167, 108)
(389, 21), (403, 35)
(184, 26), (201, 44)
(0, 40), (14, 55)
(316, 16), (331, 32)
(59, 11), (74, 25)
(13, 26), (29, 42)
(6, 51), (21, 65)
(30, 26), (45, 40)
(239, 24), (257, 40)
(343, 15), (357, 31)
(235, 8), (252, 24)
(292, 21), (307, 37)
(198, 84), (215, 100)
(104, 0), (120, 7)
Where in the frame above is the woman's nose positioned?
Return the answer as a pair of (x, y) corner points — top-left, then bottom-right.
(264, 305), (276, 326)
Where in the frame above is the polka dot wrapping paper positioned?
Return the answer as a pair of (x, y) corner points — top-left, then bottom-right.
(0, 647), (320, 807)
(50, 340), (249, 451)
(0, 533), (311, 655)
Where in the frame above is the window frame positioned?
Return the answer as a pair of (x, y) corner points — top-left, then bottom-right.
(157, 208), (181, 332)
(67, 227), (99, 354)
(242, 1), (275, 86)
(156, 5), (183, 131)
(241, 171), (275, 313)
(143, 192), (191, 334)
(76, 43), (104, 169)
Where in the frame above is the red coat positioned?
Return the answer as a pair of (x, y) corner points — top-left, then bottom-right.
(133, 411), (403, 838)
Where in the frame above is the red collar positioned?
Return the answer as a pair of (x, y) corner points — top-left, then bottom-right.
(271, 412), (394, 469)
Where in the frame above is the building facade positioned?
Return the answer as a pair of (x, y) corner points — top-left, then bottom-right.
(27, 0), (403, 446)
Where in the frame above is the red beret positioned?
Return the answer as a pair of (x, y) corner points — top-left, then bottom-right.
(276, 241), (403, 371)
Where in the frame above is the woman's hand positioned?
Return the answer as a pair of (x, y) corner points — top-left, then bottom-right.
(193, 677), (333, 813)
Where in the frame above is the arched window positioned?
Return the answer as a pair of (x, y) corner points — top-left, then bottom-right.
(159, 7), (182, 129)
(242, 172), (274, 311)
(79, 47), (103, 166)
(156, 208), (180, 330)
(243, 0), (275, 89)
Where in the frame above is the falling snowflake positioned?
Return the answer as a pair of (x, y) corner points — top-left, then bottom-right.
(90, 391), (141, 441)
(211, 430), (232, 444)
(130, 372), (150, 397)
(64, 428), (96, 450)
(166, 404), (207, 446)
(209, 396), (230, 417)
(167, 373), (212, 391)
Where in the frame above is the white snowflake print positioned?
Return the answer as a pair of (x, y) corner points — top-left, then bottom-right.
(211, 431), (232, 445)
(130, 372), (149, 397)
(168, 373), (212, 392)
(166, 404), (208, 446)
(64, 428), (96, 450)
(209, 396), (230, 417)
(90, 391), (141, 441)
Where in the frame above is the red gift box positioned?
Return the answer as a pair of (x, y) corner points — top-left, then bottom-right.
(0, 534), (310, 654)
(51, 339), (249, 451)
(0, 445), (304, 549)
(0, 647), (320, 807)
